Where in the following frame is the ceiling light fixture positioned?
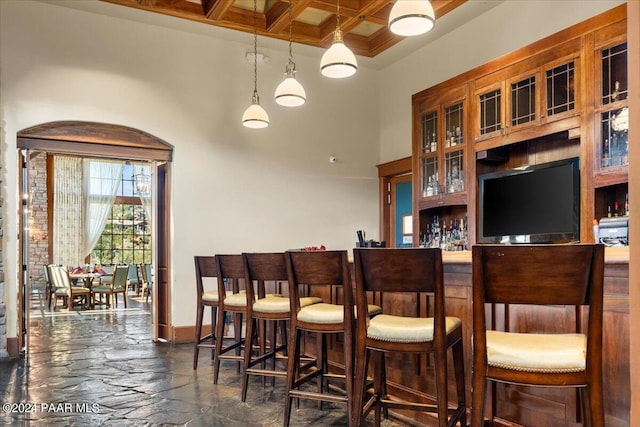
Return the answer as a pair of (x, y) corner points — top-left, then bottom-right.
(320, 0), (357, 79)
(242, 0), (269, 128)
(388, 0), (435, 37)
(275, 1), (306, 107)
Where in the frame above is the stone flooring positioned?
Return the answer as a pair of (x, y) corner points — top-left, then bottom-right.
(0, 294), (417, 426)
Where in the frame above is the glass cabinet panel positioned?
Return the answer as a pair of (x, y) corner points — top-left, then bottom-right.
(601, 108), (629, 168)
(421, 111), (438, 153)
(422, 155), (438, 197)
(479, 89), (501, 135)
(601, 42), (628, 105)
(445, 102), (464, 148)
(546, 61), (575, 116)
(599, 41), (628, 171)
(511, 75), (536, 126)
(445, 150), (464, 194)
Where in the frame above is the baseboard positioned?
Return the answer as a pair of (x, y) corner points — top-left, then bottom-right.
(173, 324), (213, 344)
(7, 337), (19, 359)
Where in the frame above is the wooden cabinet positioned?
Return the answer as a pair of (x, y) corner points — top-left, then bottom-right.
(411, 5), (627, 247)
(472, 45), (581, 152)
(412, 85), (470, 250)
(592, 20), (629, 222)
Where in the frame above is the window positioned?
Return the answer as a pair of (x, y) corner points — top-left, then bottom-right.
(91, 164), (152, 265)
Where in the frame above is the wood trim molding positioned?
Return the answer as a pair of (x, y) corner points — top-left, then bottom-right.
(627, 0), (640, 423)
(17, 121), (173, 162)
(377, 156), (411, 177)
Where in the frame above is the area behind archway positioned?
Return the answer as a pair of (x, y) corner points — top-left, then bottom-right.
(17, 120), (173, 349)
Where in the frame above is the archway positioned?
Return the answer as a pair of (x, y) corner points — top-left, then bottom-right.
(16, 121), (173, 351)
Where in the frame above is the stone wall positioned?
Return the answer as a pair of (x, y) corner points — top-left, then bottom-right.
(29, 154), (49, 289)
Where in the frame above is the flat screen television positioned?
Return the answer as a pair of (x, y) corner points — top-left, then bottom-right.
(478, 158), (580, 244)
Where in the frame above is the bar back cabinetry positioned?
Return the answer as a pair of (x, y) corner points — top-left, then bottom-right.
(411, 5), (628, 249)
(406, 4), (630, 426)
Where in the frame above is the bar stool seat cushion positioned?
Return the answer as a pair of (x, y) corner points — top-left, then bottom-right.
(224, 291), (249, 307)
(367, 314), (462, 343)
(486, 330), (586, 373)
(298, 303), (382, 324)
(254, 296), (322, 314)
(202, 290), (218, 302)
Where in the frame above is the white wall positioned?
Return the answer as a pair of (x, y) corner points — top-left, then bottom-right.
(0, 0), (380, 331)
(378, 0), (626, 163)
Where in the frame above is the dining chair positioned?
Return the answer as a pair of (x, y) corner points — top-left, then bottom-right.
(240, 252), (321, 402)
(213, 254), (250, 384)
(193, 256), (219, 369)
(92, 265), (128, 308)
(128, 264), (141, 295)
(283, 250), (381, 426)
(471, 244), (605, 427)
(141, 263), (153, 303)
(45, 264), (65, 309)
(51, 265), (92, 310)
(352, 247), (466, 427)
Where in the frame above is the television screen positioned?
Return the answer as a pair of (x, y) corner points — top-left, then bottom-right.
(478, 158), (580, 243)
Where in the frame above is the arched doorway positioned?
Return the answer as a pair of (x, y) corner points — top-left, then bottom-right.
(16, 121), (173, 351)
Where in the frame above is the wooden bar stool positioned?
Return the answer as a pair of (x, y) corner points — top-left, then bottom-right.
(352, 248), (466, 427)
(283, 250), (381, 426)
(240, 252), (321, 402)
(193, 256), (219, 369)
(213, 254), (250, 384)
(471, 244), (605, 427)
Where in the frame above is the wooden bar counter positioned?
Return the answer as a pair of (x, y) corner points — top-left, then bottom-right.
(323, 247), (630, 426)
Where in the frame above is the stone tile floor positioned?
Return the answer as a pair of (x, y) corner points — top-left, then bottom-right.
(0, 295), (417, 426)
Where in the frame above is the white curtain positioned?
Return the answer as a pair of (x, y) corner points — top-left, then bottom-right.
(82, 159), (124, 259)
(132, 162), (152, 220)
(52, 156), (84, 268)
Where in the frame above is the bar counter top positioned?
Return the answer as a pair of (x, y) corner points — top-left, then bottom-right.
(440, 245), (629, 263)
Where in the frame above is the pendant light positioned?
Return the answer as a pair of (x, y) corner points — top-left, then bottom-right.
(242, 0), (269, 128)
(275, 1), (306, 107)
(388, 0), (435, 37)
(320, 0), (357, 79)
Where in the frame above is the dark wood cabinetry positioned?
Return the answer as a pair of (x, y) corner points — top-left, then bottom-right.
(411, 5), (628, 248)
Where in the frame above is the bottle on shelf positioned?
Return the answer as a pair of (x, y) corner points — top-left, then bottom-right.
(625, 193), (629, 216)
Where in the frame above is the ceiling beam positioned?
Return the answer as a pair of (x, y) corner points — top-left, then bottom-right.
(265, 0), (313, 34)
(202, 0), (234, 20)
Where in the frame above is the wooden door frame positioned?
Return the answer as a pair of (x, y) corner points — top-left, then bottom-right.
(16, 121), (174, 347)
(377, 157), (412, 247)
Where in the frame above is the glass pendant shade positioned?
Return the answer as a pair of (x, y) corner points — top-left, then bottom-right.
(388, 0), (435, 37)
(320, 30), (357, 79)
(275, 73), (306, 107)
(242, 93), (269, 128)
(242, 0), (268, 129)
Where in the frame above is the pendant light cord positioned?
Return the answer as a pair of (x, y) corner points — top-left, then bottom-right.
(336, 0), (341, 30)
(287, 1), (293, 67)
(252, 0), (258, 100)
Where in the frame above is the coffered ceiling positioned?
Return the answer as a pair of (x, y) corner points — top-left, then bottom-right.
(100, 0), (468, 58)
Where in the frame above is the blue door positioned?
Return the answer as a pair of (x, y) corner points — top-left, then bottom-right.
(394, 179), (413, 248)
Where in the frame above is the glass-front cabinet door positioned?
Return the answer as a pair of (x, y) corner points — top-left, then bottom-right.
(444, 101), (465, 194)
(598, 41), (628, 171)
(544, 58), (578, 120)
(420, 110), (439, 197)
(477, 85), (503, 139)
(415, 95), (467, 202)
(507, 71), (540, 131)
